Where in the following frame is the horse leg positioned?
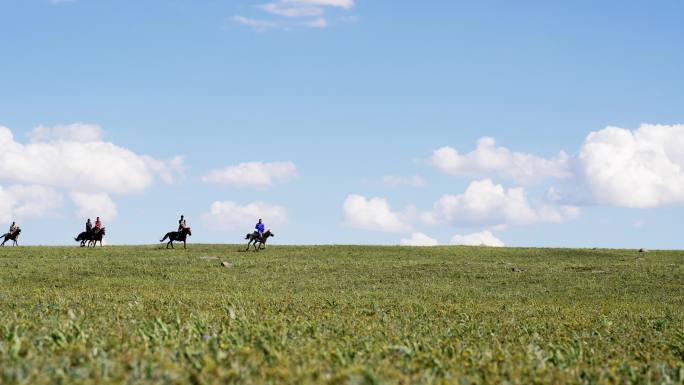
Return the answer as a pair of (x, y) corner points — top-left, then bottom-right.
(183, 240), (186, 249)
(246, 240), (252, 251)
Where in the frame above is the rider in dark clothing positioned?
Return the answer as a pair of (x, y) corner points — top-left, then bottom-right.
(178, 215), (187, 232)
(86, 219), (92, 233)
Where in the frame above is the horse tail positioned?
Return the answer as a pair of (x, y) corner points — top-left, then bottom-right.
(160, 233), (169, 242)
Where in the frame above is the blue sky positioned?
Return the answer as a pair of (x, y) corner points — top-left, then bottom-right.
(0, 0), (683, 248)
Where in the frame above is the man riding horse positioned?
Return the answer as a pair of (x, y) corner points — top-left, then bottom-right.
(256, 219), (265, 236)
(178, 215), (187, 232)
(245, 219), (274, 251)
(1, 222), (21, 246)
(94, 217), (102, 235)
(74, 217), (106, 247)
(160, 215), (192, 249)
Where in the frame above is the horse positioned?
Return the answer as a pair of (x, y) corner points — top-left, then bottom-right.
(245, 230), (274, 252)
(90, 228), (105, 247)
(160, 227), (192, 249)
(75, 228), (106, 247)
(75, 231), (90, 247)
(1, 228), (21, 247)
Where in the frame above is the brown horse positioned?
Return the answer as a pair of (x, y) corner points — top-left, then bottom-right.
(160, 227), (192, 249)
(1, 228), (21, 247)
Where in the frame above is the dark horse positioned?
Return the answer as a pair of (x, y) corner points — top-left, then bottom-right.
(245, 230), (274, 252)
(1, 228), (21, 247)
(160, 227), (192, 249)
(75, 228), (106, 247)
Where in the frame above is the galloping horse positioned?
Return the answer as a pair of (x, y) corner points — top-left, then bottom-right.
(91, 228), (106, 247)
(75, 228), (106, 247)
(1, 228), (21, 247)
(160, 227), (192, 249)
(245, 230), (274, 252)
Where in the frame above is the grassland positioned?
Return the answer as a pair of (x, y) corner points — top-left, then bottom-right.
(0, 245), (682, 384)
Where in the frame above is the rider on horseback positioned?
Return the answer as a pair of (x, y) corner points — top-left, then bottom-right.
(9, 221), (18, 236)
(255, 219), (265, 237)
(94, 217), (102, 234)
(86, 218), (92, 233)
(2, 221), (21, 246)
(160, 216), (191, 249)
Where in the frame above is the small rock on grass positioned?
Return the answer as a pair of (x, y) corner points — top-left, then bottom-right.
(221, 261), (233, 268)
(638, 248), (649, 253)
(511, 267), (525, 273)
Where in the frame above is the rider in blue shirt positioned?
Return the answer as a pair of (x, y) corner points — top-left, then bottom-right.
(255, 219), (265, 235)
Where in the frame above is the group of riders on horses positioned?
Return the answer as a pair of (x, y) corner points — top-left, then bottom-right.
(160, 215), (273, 251)
(76, 217), (106, 247)
(2, 215), (274, 249)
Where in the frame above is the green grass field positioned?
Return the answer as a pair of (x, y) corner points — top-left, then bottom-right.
(1, 245), (682, 384)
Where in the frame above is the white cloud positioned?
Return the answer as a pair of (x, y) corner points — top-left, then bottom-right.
(302, 17), (328, 28)
(425, 179), (579, 227)
(232, 15), (279, 31)
(0, 125), (183, 195)
(261, 2), (324, 17)
(400, 232), (439, 246)
(29, 123), (103, 142)
(202, 201), (287, 231)
(429, 124), (684, 209)
(285, 0), (354, 9)
(382, 175), (426, 188)
(237, 0), (353, 31)
(0, 185), (63, 223)
(201, 161), (297, 188)
(579, 124), (684, 208)
(146, 155), (185, 184)
(70, 192), (117, 220)
(430, 137), (571, 184)
(450, 231), (504, 247)
(343, 194), (412, 233)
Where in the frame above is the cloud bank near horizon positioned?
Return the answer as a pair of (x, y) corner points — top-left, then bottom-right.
(0, 124), (183, 221)
(345, 123), (684, 245)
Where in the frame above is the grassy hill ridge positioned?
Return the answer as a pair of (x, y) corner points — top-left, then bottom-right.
(1, 245), (682, 384)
